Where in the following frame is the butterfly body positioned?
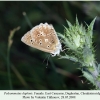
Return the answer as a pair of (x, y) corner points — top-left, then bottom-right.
(21, 23), (62, 56)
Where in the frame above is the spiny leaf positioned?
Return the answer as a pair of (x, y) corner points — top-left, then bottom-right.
(88, 17), (96, 38)
(66, 20), (72, 27)
(98, 64), (100, 73)
(76, 16), (79, 26)
(82, 70), (95, 85)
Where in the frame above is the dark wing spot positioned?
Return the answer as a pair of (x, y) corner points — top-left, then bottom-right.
(30, 40), (34, 44)
(37, 34), (40, 37)
(39, 42), (42, 45)
(47, 45), (50, 48)
(39, 39), (42, 42)
(30, 39), (33, 42)
(51, 39), (55, 43)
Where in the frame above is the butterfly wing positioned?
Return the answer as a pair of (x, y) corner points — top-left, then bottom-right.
(21, 23), (61, 55)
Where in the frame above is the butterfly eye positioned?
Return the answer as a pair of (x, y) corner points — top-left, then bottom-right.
(51, 53), (55, 57)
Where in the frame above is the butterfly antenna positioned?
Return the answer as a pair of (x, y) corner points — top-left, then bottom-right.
(46, 54), (51, 66)
(22, 12), (33, 28)
(42, 54), (48, 63)
(42, 54), (50, 66)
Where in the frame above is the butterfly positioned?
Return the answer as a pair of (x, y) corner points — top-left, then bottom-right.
(21, 23), (62, 56)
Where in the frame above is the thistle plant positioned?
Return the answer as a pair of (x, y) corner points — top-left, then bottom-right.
(58, 17), (100, 89)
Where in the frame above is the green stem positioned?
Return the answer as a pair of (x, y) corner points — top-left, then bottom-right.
(7, 46), (13, 89)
